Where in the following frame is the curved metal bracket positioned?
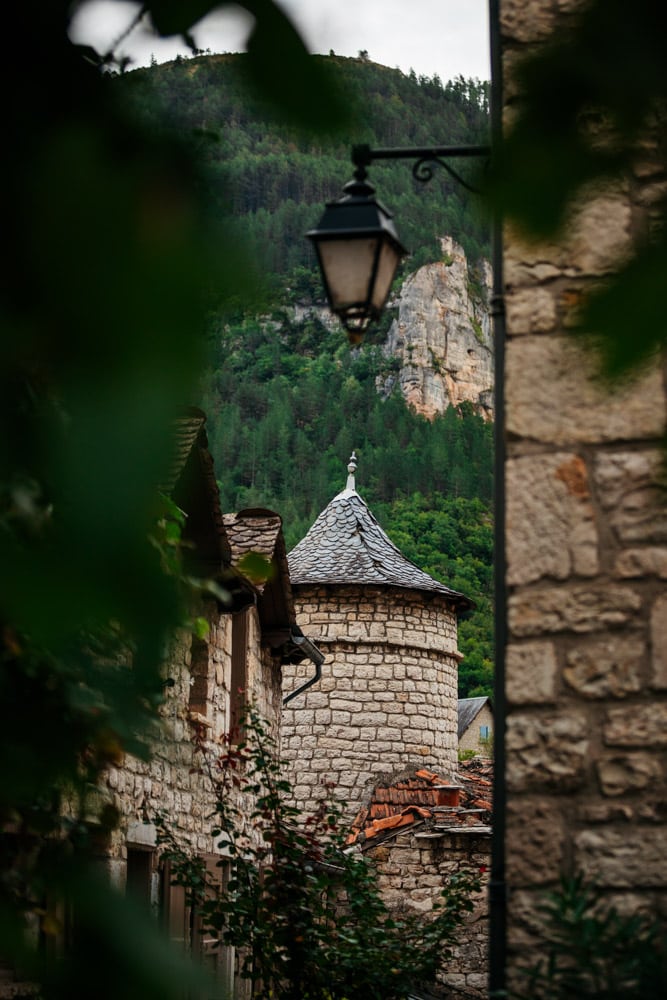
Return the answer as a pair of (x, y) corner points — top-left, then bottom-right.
(411, 155), (483, 193)
(352, 142), (490, 194)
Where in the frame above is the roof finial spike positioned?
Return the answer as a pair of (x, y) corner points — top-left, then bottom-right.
(346, 451), (358, 492)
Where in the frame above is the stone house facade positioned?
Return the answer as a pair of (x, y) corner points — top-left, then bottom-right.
(96, 411), (320, 995)
(500, 0), (667, 990)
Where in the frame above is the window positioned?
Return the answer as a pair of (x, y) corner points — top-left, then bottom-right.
(189, 635), (210, 719)
(480, 725), (490, 739)
(160, 854), (234, 996)
(126, 847), (154, 909)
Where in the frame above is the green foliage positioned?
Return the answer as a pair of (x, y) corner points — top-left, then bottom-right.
(517, 875), (667, 999)
(0, 1), (346, 996)
(116, 53), (490, 288)
(157, 705), (481, 999)
(120, 51), (494, 701)
(375, 492), (494, 698)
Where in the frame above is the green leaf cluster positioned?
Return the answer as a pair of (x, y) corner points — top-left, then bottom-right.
(496, 0), (667, 380)
(1, 1), (351, 995)
(518, 874), (667, 999)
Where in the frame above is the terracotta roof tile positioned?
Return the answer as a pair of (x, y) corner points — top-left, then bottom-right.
(348, 760), (493, 846)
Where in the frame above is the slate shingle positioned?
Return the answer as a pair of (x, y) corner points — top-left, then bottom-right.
(288, 485), (471, 609)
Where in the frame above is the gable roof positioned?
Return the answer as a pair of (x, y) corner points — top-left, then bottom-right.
(457, 696), (492, 739)
(288, 483), (471, 610)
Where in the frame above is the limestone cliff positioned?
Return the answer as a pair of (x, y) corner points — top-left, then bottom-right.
(379, 237), (494, 419)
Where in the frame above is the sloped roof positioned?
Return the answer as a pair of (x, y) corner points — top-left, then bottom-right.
(223, 509), (287, 596)
(223, 508), (306, 659)
(161, 408), (208, 495)
(288, 459), (471, 609)
(457, 696), (492, 739)
(347, 760), (493, 847)
(162, 408), (231, 568)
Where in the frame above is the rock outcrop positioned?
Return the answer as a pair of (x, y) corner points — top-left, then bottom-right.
(379, 236), (494, 419)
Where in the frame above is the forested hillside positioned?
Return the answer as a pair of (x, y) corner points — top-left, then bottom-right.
(118, 55), (493, 698)
(116, 53), (489, 285)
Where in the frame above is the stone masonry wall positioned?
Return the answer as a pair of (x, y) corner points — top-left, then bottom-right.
(282, 585), (460, 822)
(101, 598), (283, 882)
(502, 0), (667, 986)
(364, 831), (490, 999)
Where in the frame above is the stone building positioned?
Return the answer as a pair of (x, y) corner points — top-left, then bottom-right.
(458, 696), (494, 754)
(96, 411), (322, 993)
(347, 758), (492, 998)
(281, 452), (472, 822)
(500, 0), (667, 991)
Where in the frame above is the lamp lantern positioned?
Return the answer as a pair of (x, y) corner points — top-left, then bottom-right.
(306, 172), (406, 343)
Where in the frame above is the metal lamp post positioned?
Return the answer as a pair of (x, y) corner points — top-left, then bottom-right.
(307, 142), (490, 343)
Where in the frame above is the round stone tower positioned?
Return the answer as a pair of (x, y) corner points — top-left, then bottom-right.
(281, 454), (472, 821)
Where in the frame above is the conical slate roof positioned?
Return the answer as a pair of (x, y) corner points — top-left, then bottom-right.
(288, 454), (471, 609)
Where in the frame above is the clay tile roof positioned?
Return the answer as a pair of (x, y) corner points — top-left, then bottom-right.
(288, 484), (471, 609)
(347, 761), (493, 846)
(457, 696), (492, 739)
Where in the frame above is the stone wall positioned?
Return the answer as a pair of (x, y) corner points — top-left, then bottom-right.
(364, 830), (490, 999)
(501, 0), (667, 986)
(282, 585), (460, 821)
(101, 597), (283, 884)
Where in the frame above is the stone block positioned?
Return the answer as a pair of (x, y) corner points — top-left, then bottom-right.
(506, 641), (558, 704)
(593, 449), (667, 543)
(506, 798), (565, 886)
(615, 547), (667, 578)
(505, 286), (557, 335)
(575, 827), (667, 887)
(506, 711), (589, 790)
(651, 594), (667, 690)
(506, 337), (666, 445)
(605, 703), (667, 747)
(596, 753), (663, 797)
(507, 453), (598, 585)
(500, 0), (555, 42)
(563, 636), (644, 698)
(568, 191), (633, 274)
(509, 584), (641, 636)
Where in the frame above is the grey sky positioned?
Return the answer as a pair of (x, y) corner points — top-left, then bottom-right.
(71, 1), (490, 82)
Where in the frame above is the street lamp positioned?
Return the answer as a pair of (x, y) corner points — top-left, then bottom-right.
(306, 167), (406, 343)
(307, 143), (490, 343)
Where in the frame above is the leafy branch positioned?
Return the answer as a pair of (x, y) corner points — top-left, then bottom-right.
(157, 703), (481, 1000)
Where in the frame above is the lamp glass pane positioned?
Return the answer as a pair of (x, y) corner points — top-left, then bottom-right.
(370, 238), (402, 312)
(317, 237), (379, 309)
